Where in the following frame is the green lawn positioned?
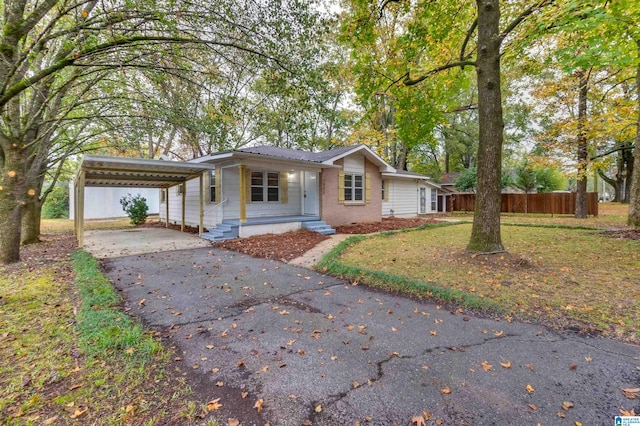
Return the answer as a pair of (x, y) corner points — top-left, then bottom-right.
(321, 222), (640, 342)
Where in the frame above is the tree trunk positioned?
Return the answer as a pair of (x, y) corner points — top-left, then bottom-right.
(623, 142), (633, 204)
(0, 148), (26, 263)
(575, 70), (589, 218)
(628, 43), (640, 228)
(598, 168), (621, 202)
(21, 199), (42, 245)
(467, 0), (504, 254)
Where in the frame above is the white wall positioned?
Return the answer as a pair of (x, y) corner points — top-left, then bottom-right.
(159, 174), (219, 228)
(69, 184), (159, 220)
(383, 178), (419, 217)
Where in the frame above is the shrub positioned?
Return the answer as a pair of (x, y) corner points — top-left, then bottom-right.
(42, 185), (69, 218)
(119, 193), (148, 225)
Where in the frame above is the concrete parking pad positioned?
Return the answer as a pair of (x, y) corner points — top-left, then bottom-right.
(103, 247), (640, 426)
(83, 228), (212, 259)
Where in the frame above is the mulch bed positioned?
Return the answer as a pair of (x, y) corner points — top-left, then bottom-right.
(213, 229), (330, 262)
(599, 229), (640, 240)
(335, 216), (439, 234)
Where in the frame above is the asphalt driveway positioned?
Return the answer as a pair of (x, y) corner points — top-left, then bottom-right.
(103, 246), (639, 426)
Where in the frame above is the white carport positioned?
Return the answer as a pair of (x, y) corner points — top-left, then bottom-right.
(74, 155), (215, 247)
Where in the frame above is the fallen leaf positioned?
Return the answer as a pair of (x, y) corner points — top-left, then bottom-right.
(69, 383), (83, 391)
(526, 384), (535, 393)
(422, 365), (430, 370)
(430, 330), (437, 336)
(70, 407), (88, 419)
(481, 361), (493, 372)
(228, 419), (240, 426)
(584, 356), (592, 362)
(575, 422), (583, 426)
(216, 381), (224, 386)
(391, 327), (397, 332)
(125, 347), (136, 354)
(207, 398), (222, 411)
(315, 404), (322, 413)
(206, 345), (214, 349)
(351, 381), (360, 389)
(620, 407), (636, 416)
(412, 415), (426, 426)
(524, 364), (535, 372)
(622, 388), (640, 399)
(241, 392), (248, 399)
(494, 330), (504, 337)
(254, 399), (264, 414)
(440, 387), (451, 394)
(528, 404), (537, 411)
(236, 360), (244, 367)
(500, 361), (511, 369)
(43, 416), (59, 425)
(562, 401), (574, 410)
(279, 310), (290, 315)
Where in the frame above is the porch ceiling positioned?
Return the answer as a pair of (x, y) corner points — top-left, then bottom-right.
(79, 155), (215, 188)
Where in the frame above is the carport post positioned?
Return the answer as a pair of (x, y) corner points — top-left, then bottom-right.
(181, 181), (186, 232)
(77, 170), (85, 247)
(199, 173), (204, 236)
(165, 187), (169, 228)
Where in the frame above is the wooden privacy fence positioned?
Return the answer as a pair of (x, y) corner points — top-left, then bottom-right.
(450, 192), (599, 216)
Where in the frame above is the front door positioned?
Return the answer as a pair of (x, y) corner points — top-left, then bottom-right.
(303, 171), (318, 215)
(419, 187), (426, 214)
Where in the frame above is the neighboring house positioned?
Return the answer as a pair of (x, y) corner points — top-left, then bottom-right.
(68, 184), (159, 220)
(158, 144), (446, 241)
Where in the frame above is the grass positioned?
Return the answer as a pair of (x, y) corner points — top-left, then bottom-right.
(40, 215), (162, 234)
(319, 221), (640, 342)
(0, 247), (212, 425)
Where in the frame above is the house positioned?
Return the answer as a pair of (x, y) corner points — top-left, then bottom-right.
(158, 144), (446, 241)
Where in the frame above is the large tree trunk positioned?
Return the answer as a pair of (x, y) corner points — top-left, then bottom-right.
(0, 148), (26, 263)
(628, 43), (640, 228)
(467, 0), (504, 254)
(575, 70), (589, 218)
(21, 199), (42, 245)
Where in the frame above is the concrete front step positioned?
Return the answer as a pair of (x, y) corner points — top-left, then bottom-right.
(201, 222), (239, 242)
(302, 221), (336, 235)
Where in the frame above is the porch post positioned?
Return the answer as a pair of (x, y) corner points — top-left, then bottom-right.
(199, 173), (204, 236)
(77, 171), (85, 247)
(181, 181), (186, 232)
(239, 165), (247, 223)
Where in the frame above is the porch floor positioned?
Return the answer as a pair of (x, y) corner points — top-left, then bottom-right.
(224, 215), (320, 226)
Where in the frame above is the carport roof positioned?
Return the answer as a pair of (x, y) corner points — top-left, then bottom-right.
(78, 155), (215, 188)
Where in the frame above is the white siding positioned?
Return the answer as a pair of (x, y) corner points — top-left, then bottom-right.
(383, 178), (419, 217)
(159, 174), (219, 228)
(343, 154), (365, 173)
(246, 171), (301, 218)
(69, 185), (159, 220)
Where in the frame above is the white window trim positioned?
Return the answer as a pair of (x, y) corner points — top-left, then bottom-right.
(209, 170), (217, 204)
(344, 173), (364, 203)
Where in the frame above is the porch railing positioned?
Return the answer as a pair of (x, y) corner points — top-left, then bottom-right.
(203, 198), (227, 225)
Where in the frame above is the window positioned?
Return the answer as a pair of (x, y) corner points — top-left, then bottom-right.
(209, 170), (216, 203)
(160, 189), (166, 203)
(344, 173), (364, 202)
(176, 184), (184, 195)
(251, 171), (279, 202)
(381, 180), (386, 200)
(431, 188), (437, 211)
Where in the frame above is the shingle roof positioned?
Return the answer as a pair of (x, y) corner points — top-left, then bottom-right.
(236, 145), (362, 163)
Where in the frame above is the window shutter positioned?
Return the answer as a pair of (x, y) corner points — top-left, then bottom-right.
(338, 171), (345, 204)
(280, 172), (288, 204)
(365, 173), (371, 203)
(384, 179), (389, 201)
(204, 172), (211, 203)
(244, 167), (252, 204)
(215, 167), (221, 203)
